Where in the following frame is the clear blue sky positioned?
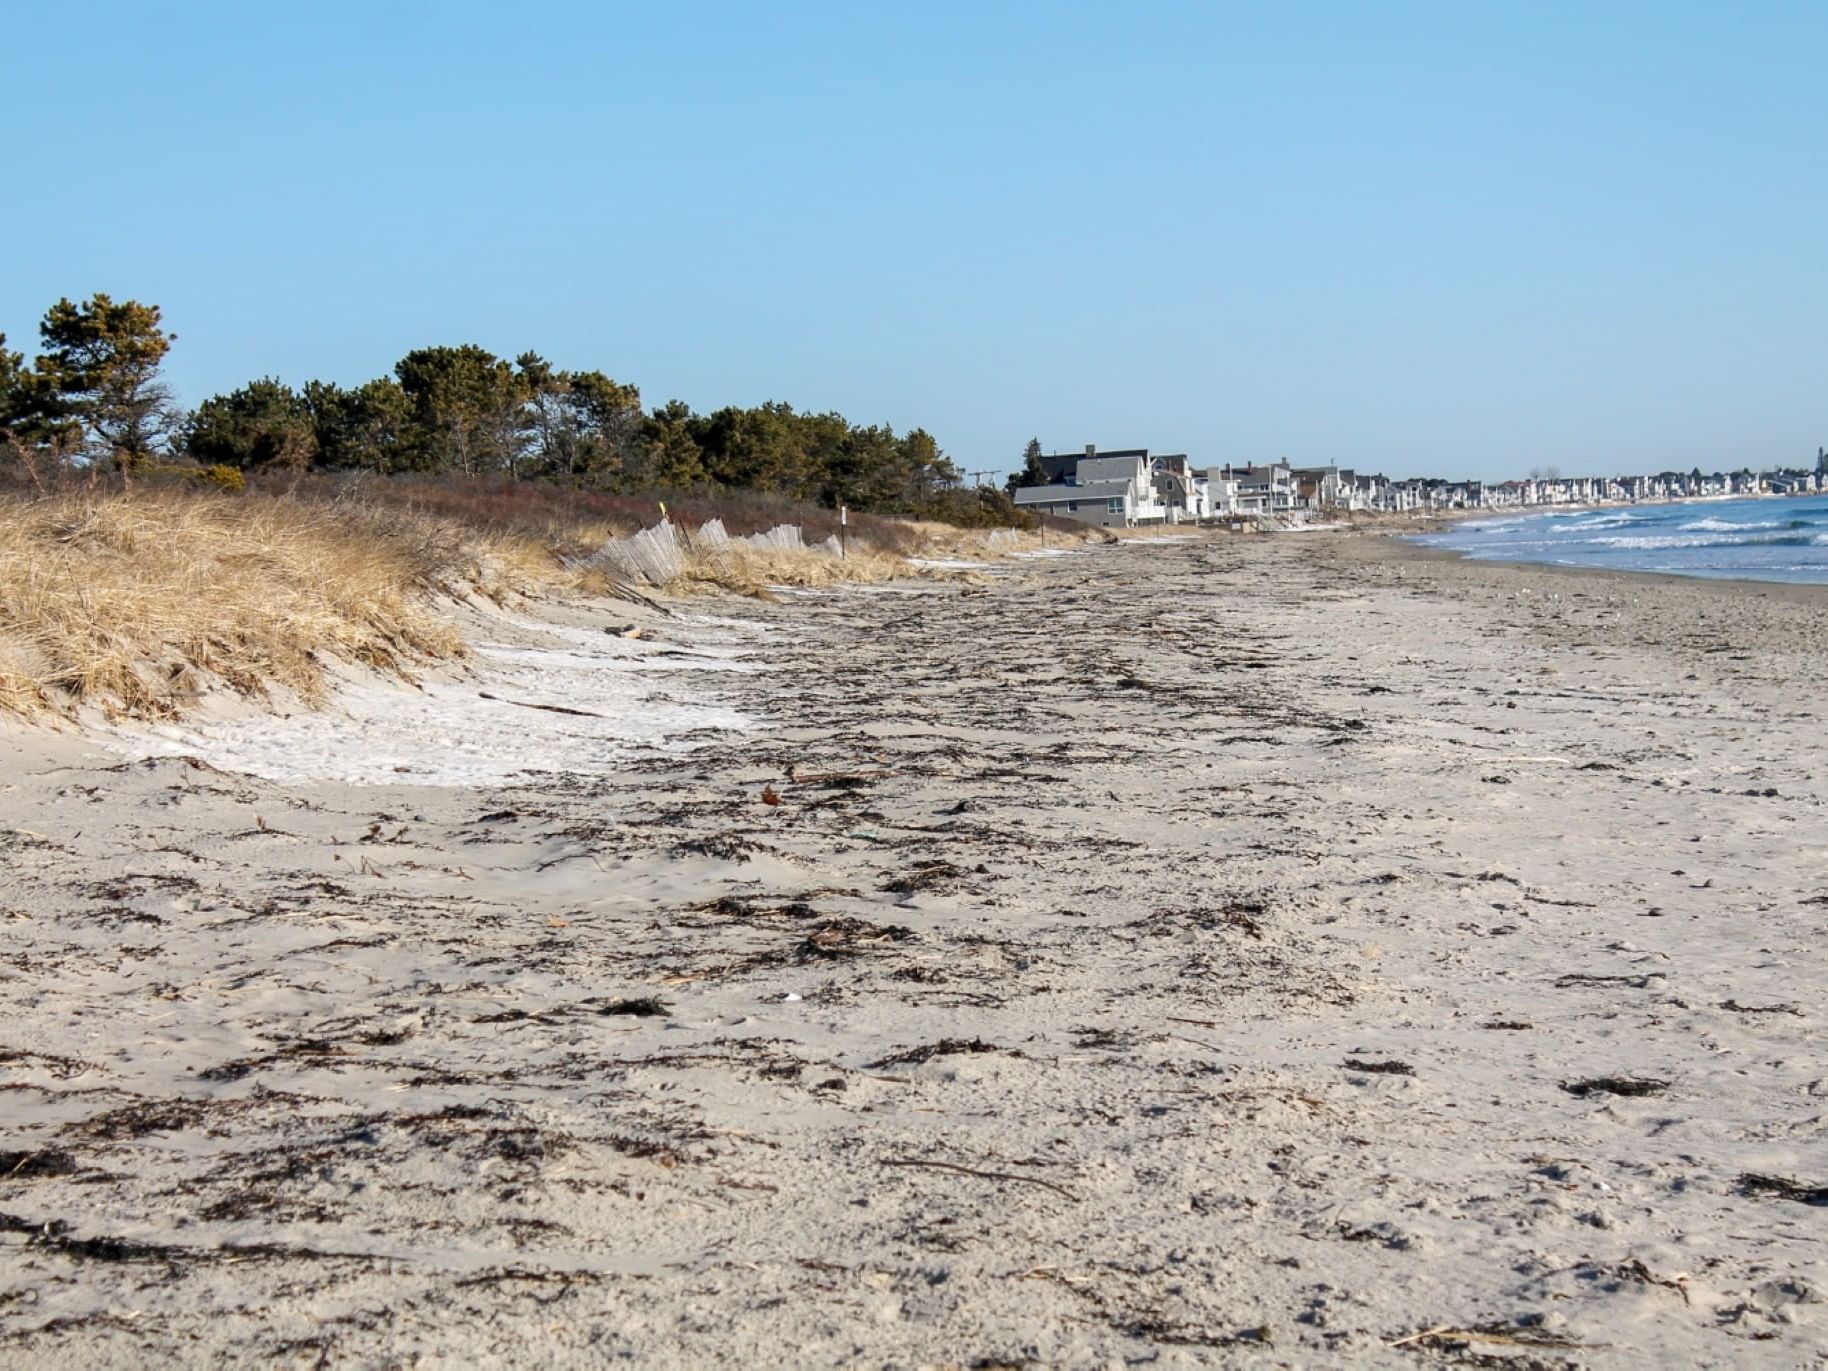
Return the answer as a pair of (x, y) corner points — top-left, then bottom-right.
(3, 1), (1823, 481)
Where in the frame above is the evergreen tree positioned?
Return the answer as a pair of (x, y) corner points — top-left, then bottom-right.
(303, 378), (415, 472)
(563, 370), (644, 484)
(36, 294), (177, 465)
(394, 345), (529, 476)
(517, 357), (646, 485)
(694, 402), (807, 493)
(185, 378), (316, 469)
(517, 353), (571, 478)
(8, 294), (1009, 525)
(1006, 436), (1047, 493)
(0, 334), (23, 427)
(1, 331), (81, 462)
(638, 400), (708, 489)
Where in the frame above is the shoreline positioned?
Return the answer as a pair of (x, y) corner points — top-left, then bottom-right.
(2, 533), (1826, 1365)
(1388, 493), (1828, 597)
(1375, 528), (1828, 605)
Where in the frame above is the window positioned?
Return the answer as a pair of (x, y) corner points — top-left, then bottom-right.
(1107, 498), (1124, 514)
(1067, 501), (1078, 513)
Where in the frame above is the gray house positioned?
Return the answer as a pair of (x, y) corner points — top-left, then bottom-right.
(1013, 446), (1169, 527)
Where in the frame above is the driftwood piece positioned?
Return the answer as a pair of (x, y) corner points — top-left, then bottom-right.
(880, 1156), (1077, 1200)
(477, 692), (607, 719)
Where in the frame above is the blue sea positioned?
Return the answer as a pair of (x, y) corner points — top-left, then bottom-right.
(1414, 494), (1828, 585)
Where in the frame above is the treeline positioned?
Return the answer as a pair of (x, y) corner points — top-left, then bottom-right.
(1, 293), (1021, 524)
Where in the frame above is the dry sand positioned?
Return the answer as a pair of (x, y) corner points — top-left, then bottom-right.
(2, 532), (1826, 1367)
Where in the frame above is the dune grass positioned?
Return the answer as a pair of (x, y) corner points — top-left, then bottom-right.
(672, 541), (928, 597)
(0, 490), (490, 719)
(0, 477), (1080, 721)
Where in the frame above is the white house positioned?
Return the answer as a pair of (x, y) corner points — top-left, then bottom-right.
(1203, 473), (1241, 516)
(1203, 462), (1295, 514)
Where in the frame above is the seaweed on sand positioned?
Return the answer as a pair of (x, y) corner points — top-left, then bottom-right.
(1740, 1173), (1828, 1204)
(594, 996), (671, 1018)
(1561, 1076), (1669, 1098)
(1343, 1059), (1414, 1076)
(0, 1149), (78, 1180)
(867, 1037), (1010, 1070)
(0, 1210), (350, 1267)
(792, 917), (916, 962)
(880, 860), (970, 894)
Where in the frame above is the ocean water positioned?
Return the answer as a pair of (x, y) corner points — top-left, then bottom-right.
(1414, 494), (1828, 585)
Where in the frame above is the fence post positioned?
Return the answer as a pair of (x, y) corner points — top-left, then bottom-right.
(839, 504), (848, 559)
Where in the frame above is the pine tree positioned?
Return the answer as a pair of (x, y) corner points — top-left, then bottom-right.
(36, 294), (177, 464)
(394, 345), (530, 476)
(185, 378), (316, 469)
(1006, 436), (1048, 493)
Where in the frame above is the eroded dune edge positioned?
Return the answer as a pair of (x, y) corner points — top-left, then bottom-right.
(2, 531), (1826, 1368)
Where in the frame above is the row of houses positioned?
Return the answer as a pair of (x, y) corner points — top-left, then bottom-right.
(1010, 445), (1828, 529)
(1010, 446), (1470, 527)
(1504, 458), (1828, 506)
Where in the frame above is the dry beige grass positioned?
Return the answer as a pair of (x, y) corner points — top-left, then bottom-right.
(901, 521), (1108, 558)
(672, 541), (928, 597)
(668, 522), (1091, 598)
(0, 490), (500, 720)
(0, 484), (1045, 722)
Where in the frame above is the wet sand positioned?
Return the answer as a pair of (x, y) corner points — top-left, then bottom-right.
(2, 532), (1826, 1367)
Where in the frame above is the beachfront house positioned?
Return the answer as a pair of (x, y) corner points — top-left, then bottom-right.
(1203, 462), (1295, 514)
(1380, 477), (1428, 511)
(1205, 472), (1241, 517)
(1151, 454), (1208, 523)
(1291, 464), (1350, 511)
(1012, 446), (1168, 527)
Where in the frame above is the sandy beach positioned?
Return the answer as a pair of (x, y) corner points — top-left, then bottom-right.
(3, 531), (1827, 1368)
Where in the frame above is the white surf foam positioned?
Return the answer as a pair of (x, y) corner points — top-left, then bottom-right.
(1679, 517), (1783, 533)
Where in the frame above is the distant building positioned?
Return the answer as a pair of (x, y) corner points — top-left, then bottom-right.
(1011, 445), (1168, 527)
(1203, 462), (1295, 514)
(1152, 454), (1207, 520)
(1003, 443), (1828, 524)
(1290, 464), (1348, 511)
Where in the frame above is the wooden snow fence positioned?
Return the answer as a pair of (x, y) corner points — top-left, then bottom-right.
(742, 524), (844, 559)
(743, 524), (806, 553)
(587, 519), (686, 588)
(686, 518), (735, 575)
(580, 517), (845, 589)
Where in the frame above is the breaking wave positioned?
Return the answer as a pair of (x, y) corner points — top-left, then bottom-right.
(1678, 516), (1810, 533)
(1411, 493), (1828, 584)
(1593, 533), (1818, 551)
(1552, 513), (1644, 533)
